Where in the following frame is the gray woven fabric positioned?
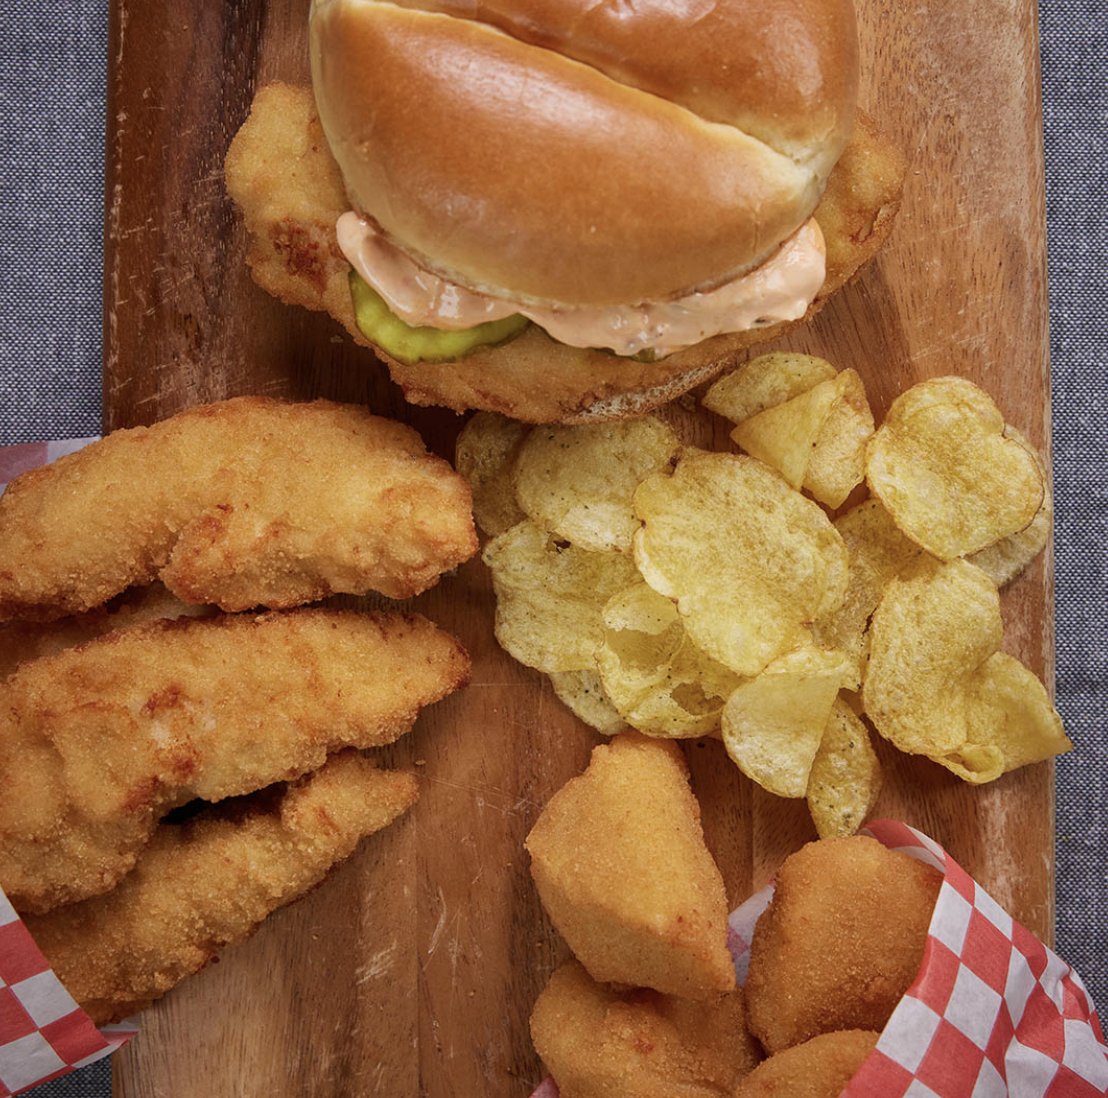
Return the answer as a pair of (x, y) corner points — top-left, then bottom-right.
(0, 1), (104, 442)
(1040, 0), (1108, 1006)
(0, 2), (1104, 1095)
(25, 1063), (108, 1098)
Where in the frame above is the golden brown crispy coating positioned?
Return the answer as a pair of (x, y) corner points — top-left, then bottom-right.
(0, 609), (468, 913)
(531, 960), (759, 1098)
(526, 733), (734, 999)
(0, 585), (209, 680)
(744, 836), (941, 1053)
(225, 85), (355, 331)
(0, 397), (477, 621)
(26, 750), (418, 1024)
(225, 86), (903, 423)
(734, 1031), (878, 1097)
(817, 117), (906, 299)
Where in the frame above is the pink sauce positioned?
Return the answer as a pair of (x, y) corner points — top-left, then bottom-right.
(336, 213), (826, 357)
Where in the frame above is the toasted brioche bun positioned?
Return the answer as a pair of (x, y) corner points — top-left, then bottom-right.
(225, 86), (904, 423)
(309, 0), (856, 306)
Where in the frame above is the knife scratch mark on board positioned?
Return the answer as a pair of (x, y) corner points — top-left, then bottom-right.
(357, 941), (399, 983)
(428, 776), (539, 816)
(448, 921), (466, 995)
(426, 886), (449, 962)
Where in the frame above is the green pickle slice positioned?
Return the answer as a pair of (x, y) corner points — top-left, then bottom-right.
(349, 271), (528, 363)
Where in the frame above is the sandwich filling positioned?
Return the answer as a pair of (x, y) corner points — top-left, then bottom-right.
(336, 213), (826, 358)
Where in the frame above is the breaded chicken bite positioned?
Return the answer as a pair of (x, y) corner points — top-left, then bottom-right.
(734, 1030), (878, 1097)
(744, 836), (940, 1052)
(526, 733), (734, 999)
(531, 960), (759, 1098)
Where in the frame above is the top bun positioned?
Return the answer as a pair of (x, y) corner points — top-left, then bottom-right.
(310, 0), (858, 307)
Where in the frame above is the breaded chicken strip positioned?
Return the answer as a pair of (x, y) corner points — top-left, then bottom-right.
(531, 960), (759, 1098)
(744, 836), (941, 1053)
(225, 85), (903, 424)
(734, 1031), (878, 1097)
(0, 609), (468, 913)
(0, 397), (477, 621)
(0, 584), (209, 680)
(25, 750), (418, 1024)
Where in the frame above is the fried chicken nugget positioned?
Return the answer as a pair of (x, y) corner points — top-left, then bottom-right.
(531, 960), (759, 1098)
(0, 609), (468, 914)
(25, 750), (418, 1024)
(734, 1031), (878, 1097)
(0, 397), (477, 621)
(744, 836), (941, 1053)
(526, 733), (735, 999)
(226, 86), (903, 424)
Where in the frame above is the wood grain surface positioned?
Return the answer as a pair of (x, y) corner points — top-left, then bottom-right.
(104, 1), (1055, 1095)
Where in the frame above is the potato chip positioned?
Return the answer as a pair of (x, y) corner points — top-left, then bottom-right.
(811, 499), (925, 689)
(709, 358), (873, 509)
(600, 579), (681, 638)
(512, 418), (680, 553)
(967, 429), (1052, 586)
(862, 558), (1003, 756)
(703, 353), (837, 424)
(633, 451), (848, 676)
(730, 378), (840, 490)
(597, 584), (743, 738)
(549, 670), (627, 736)
(804, 368), (875, 508)
(866, 376), (1044, 559)
(931, 652), (1071, 783)
(840, 687), (866, 718)
(806, 700), (882, 838)
(721, 644), (853, 798)
(455, 412), (529, 537)
(483, 521), (638, 673)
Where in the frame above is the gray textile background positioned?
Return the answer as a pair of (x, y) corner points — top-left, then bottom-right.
(0, 1), (1104, 1095)
(0, 2), (104, 442)
(1041, 0), (1108, 1009)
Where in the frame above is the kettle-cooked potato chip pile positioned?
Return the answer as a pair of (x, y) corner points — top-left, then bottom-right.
(458, 359), (1069, 838)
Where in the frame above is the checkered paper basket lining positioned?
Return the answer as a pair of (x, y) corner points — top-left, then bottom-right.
(0, 440), (99, 494)
(727, 820), (1108, 1097)
(0, 893), (134, 1097)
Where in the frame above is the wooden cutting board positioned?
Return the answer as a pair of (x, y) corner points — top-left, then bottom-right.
(104, 1), (1054, 1094)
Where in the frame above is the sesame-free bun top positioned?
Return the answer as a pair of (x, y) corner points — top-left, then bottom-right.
(310, 0), (858, 307)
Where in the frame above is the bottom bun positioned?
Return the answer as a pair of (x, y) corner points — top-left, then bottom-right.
(226, 86), (904, 424)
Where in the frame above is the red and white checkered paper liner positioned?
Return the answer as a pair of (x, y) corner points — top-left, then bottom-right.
(0, 890), (135, 1096)
(534, 819), (1108, 1097)
(0, 438), (98, 494)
